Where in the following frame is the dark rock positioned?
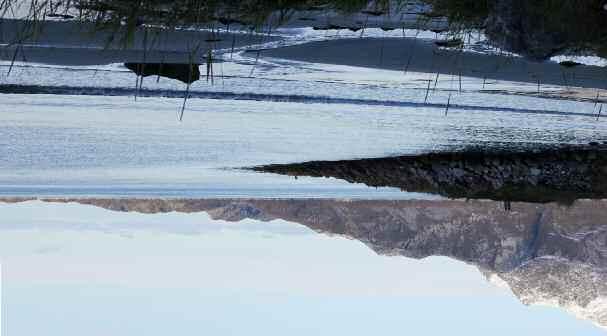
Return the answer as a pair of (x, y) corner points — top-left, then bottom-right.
(327, 24), (347, 30)
(559, 60), (583, 68)
(484, 0), (607, 60)
(124, 63), (200, 84)
(434, 39), (464, 48)
(47, 13), (74, 19)
(430, 28), (448, 34)
(360, 10), (384, 16)
(216, 17), (246, 26)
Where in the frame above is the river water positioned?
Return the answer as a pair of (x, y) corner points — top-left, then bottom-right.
(1, 41), (606, 197)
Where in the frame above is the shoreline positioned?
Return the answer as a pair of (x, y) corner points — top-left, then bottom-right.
(3, 196), (607, 207)
(256, 37), (607, 90)
(254, 143), (607, 203)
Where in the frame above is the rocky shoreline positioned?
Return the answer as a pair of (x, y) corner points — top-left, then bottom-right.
(253, 144), (607, 203)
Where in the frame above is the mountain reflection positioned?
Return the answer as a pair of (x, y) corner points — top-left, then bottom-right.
(5, 197), (606, 328)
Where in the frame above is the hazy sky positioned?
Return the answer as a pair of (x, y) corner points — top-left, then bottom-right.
(0, 201), (603, 336)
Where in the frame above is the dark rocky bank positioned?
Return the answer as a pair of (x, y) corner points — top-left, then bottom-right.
(485, 0), (607, 60)
(253, 144), (607, 203)
(124, 63), (201, 84)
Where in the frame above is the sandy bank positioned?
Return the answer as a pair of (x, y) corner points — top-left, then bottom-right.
(257, 37), (607, 90)
(0, 18), (275, 64)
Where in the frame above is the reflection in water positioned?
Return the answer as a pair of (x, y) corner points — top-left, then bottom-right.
(3, 3), (607, 335)
(3, 197), (607, 329)
(254, 144), (607, 203)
